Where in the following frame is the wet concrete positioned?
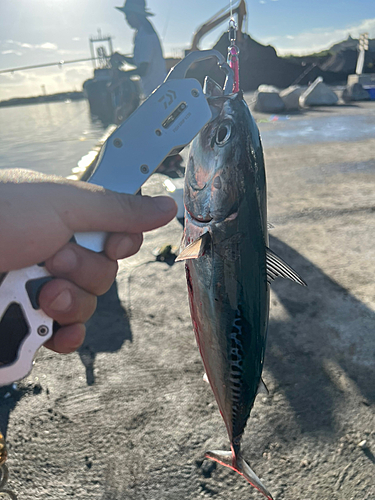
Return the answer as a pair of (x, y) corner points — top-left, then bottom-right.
(251, 98), (375, 148)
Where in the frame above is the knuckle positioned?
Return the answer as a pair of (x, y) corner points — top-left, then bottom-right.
(114, 192), (139, 214)
(114, 193), (151, 228)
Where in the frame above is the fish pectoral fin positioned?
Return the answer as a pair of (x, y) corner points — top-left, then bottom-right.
(257, 377), (269, 396)
(203, 373), (209, 384)
(267, 222), (275, 230)
(176, 232), (211, 262)
(266, 247), (307, 286)
(206, 450), (274, 500)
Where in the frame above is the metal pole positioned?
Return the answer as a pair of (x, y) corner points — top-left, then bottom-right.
(0, 57), (101, 75)
(356, 33), (369, 76)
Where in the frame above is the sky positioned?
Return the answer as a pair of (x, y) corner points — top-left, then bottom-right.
(0, 0), (375, 100)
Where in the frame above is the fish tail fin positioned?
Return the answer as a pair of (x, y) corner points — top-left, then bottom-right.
(206, 450), (273, 500)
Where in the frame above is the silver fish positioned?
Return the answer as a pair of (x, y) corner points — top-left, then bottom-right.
(177, 78), (306, 499)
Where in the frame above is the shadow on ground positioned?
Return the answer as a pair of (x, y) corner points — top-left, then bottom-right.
(0, 383), (41, 438)
(78, 281), (132, 386)
(266, 235), (375, 434)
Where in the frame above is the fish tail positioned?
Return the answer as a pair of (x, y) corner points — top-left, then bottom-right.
(206, 450), (273, 500)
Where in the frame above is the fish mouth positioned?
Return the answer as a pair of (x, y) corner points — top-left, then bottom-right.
(186, 209), (239, 225)
(186, 209), (213, 224)
(186, 200), (239, 225)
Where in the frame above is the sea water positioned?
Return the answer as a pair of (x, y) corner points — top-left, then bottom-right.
(1, 97), (375, 179)
(258, 112), (375, 148)
(0, 100), (105, 178)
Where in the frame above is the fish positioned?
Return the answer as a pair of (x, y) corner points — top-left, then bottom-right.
(176, 77), (306, 499)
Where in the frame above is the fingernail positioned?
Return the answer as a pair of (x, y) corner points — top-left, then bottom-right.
(115, 236), (133, 259)
(49, 290), (72, 312)
(52, 248), (77, 273)
(154, 196), (177, 213)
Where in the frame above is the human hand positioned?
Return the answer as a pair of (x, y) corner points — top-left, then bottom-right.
(122, 55), (134, 65)
(0, 169), (177, 354)
(110, 52), (128, 66)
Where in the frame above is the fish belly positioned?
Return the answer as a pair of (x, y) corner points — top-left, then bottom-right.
(185, 231), (269, 442)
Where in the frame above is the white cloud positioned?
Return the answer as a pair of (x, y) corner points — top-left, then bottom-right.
(0, 62), (93, 99)
(2, 50), (22, 56)
(37, 42), (58, 50)
(57, 48), (87, 56)
(1, 40), (58, 51)
(263, 17), (375, 55)
(3, 40), (32, 49)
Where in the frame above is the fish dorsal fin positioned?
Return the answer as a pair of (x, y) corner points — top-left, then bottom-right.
(266, 247), (307, 286)
(257, 378), (269, 396)
(176, 232), (211, 262)
(267, 222), (274, 230)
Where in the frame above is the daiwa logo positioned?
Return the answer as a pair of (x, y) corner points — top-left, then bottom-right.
(158, 90), (176, 109)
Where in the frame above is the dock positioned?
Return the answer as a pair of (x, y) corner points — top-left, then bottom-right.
(2, 95), (375, 500)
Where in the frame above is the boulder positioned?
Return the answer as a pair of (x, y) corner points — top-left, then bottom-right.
(299, 77), (339, 106)
(279, 85), (304, 111)
(342, 83), (371, 102)
(258, 84), (280, 93)
(254, 86), (285, 113)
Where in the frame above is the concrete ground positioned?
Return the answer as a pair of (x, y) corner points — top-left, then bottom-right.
(1, 97), (375, 500)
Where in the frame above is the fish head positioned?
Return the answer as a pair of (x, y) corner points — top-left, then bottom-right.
(184, 78), (263, 226)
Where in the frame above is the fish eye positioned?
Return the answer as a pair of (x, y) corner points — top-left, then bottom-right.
(215, 121), (233, 146)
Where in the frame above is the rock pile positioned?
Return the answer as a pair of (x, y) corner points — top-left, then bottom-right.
(299, 77), (339, 107)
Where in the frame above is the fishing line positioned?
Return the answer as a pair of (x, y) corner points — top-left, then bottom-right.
(161, 0), (174, 42)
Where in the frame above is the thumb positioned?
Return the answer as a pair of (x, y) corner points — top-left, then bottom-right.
(0, 169), (177, 271)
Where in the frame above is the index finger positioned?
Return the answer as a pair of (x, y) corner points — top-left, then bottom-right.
(50, 184), (178, 234)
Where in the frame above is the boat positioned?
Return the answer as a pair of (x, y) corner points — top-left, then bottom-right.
(83, 31), (141, 125)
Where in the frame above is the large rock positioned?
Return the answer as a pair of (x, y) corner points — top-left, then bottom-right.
(280, 85), (304, 111)
(299, 77), (339, 106)
(254, 86), (285, 113)
(342, 83), (371, 102)
(257, 84), (280, 93)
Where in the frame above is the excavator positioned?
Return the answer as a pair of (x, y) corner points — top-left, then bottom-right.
(189, 0), (247, 52)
